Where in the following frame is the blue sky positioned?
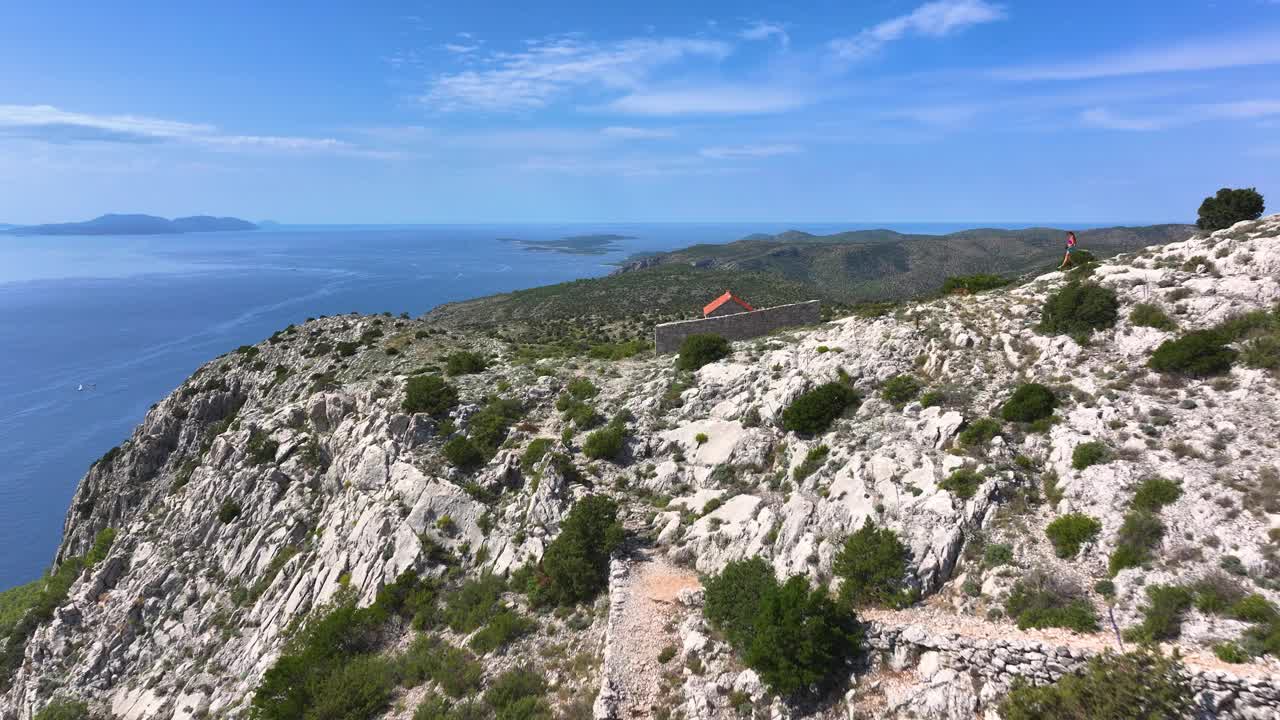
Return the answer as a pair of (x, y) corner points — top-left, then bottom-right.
(1, 0), (1278, 224)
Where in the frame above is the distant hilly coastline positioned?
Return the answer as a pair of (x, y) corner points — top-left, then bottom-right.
(499, 233), (636, 255)
(3, 213), (258, 236)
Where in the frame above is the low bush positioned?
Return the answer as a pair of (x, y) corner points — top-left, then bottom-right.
(0, 556), (87, 690)
(1148, 330), (1237, 377)
(704, 558), (862, 696)
(32, 699), (91, 720)
(792, 445), (830, 483)
(1130, 476), (1181, 512)
(217, 500), (242, 524)
(939, 468), (983, 499)
(247, 429), (279, 465)
(1000, 383), (1058, 423)
(403, 375), (459, 416)
(1125, 585), (1193, 642)
(1229, 594), (1278, 624)
(1242, 334), (1280, 370)
(1038, 283), (1119, 336)
(832, 519), (913, 608)
(468, 610), (536, 653)
(941, 274), (1007, 294)
(1107, 511), (1165, 576)
(780, 382), (859, 435)
(484, 668), (551, 719)
(444, 574), (506, 634)
(881, 374), (922, 405)
(958, 417), (1001, 447)
(582, 415), (628, 461)
(676, 334), (731, 371)
(520, 438), (554, 473)
(443, 436), (484, 471)
(445, 351), (487, 376)
(465, 398), (524, 455)
(1044, 513), (1100, 559)
(1005, 571), (1098, 633)
(998, 647), (1194, 719)
(563, 377), (598, 400)
(1129, 303), (1176, 331)
(528, 496), (623, 607)
(1196, 187), (1265, 231)
(1071, 441), (1110, 470)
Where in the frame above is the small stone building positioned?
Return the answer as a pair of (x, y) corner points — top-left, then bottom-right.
(703, 291), (754, 318)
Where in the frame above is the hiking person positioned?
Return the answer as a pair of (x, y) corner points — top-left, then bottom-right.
(1058, 230), (1078, 269)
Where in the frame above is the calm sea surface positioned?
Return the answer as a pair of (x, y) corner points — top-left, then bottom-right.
(0, 221), (1110, 587)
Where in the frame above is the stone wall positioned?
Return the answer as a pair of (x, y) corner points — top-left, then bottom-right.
(653, 301), (821, 354)
(866, 622), (1280, 719)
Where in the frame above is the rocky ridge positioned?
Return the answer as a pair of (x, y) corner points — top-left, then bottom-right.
(2, 216), (1280, 719)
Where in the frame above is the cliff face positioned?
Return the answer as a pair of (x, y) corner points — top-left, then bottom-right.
(4, 217), (1280, 720)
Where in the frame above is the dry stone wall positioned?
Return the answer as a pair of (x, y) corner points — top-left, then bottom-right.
(653, 300), (821, 354)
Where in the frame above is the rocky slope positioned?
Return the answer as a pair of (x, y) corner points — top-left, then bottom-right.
(2, 216), (1280, 720)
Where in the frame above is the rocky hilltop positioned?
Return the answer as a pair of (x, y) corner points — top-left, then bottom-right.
(3, 217), (1280, 720)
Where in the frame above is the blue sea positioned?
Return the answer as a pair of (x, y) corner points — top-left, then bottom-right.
(0, 221), (1108, 588)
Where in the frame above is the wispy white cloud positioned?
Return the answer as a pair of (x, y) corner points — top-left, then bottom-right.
(605, 86), (809, 115)
(830, 0), (1005, 60)
(0, 104), (392, 157)
(1080, 99), (1280, 131)
(995, 32), (1280, 81)
(422, 36), (731, 112)
(600, 126), (675, 139)
(442, 43), (480, 54)
(699, 143), (801, 159)
(740, 21), (789, 49)
(517, 154), (739, 177)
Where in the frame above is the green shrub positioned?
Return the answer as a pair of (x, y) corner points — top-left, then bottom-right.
(557, 397), (602, 430)
(1107, 512), (1165, 576)
(1038, 283), (1119, 336)
(404, 375), (459, 416)
(1129, 303), (1176, 331)
(1005, 571), (1098, 633)
(413, 692), (485, 720)
(32, 699), (90, 720)
(1071, 441), (1110, 470)
(582, 415), (628, 461)
(743, 576), (862, 695)
(957, 417), (1001, 447)
(919, 390), (945, 408)
(520, 438), (553, 473)
(1001, 383), (1058, 423)
(941, 274), (1007, 294)
(468, 610), (536, 653)
(1214, 642), (1250, 664)
(564, 377), (598, 399)
(84, 528), (117, 568)
(1130, 476), (1181, 512)
(880, 374), (922, 405)
(1229, 594), (1278, 624)
(335, 340), (359, 357)
(445, 351), (487, 376)
(781, 383), (860, 435)
(217, 500), (242, 524)
(1125, 585), (1193, 642)
(528, 496), (623, 607)
(704, 557), (779, 650)
(443, 436), (484, 471)
(1242, 334), (1280, 370)
(704, 558), (862, 696)
(833, 519), (913, 608)
(0, 557), (86, 690)
(983, 543), (1014, 567)
(998, 647), (1193, 720)
(1148, 330), (1237, 377)
(247, 428), (279, 465)
(792, 445), (830, 483)
(1191, 573), (1246, 614)
(485, 668), (551, 720)
(466, 398), (524, 455)
(939, 468), (983, 499)
(1044, 513), (1100, 559)
(588, 339), (646, 360)
(676, 334), (731, 371)
(1196, 187), (1265, 231)
(304, 654), (397, 720)
(443, 574), (506, 633)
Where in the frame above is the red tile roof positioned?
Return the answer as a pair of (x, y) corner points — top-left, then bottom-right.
(703, 291), (754, 317)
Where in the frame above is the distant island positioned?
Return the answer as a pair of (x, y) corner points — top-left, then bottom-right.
(499, 233), (635, 255)
(4, 213), (258, 236)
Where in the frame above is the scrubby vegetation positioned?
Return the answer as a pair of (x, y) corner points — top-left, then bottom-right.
(939, 468), (983, 499)
(1, 549), (99, 690)
(1071, 441), (1110, 470)
(527, 496), (623, 607)
(998, 647), (1193, 719)
(444, 350), (487, 376)
(1148, 330), (1237, 377)
(675, 334), (731, 371)
(1001, 383), (1058, 423)
(582, 412), (629, 461)
(832, 519), (914, 608)
(703, 557), (862, 695)
(1038, 283), (1119, 336)
(1197, 187), (1265, 231)
(957, 417), (1001, 447)
(403, 375), (459, 416)
(1005, 570), (1098, 632)
(1044, 513), (1100, 559)
(880, 374), (922, 405)
(1129, 303), (1176, 331)
(780, 382), (859, 435)
(1125, 585), (1193, 642)
(1108, 511), (1165, 576)
(941, 274), (1008, 295)
(792, 445), (829, 483)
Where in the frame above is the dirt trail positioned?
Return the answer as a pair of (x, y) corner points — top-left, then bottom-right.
(609, 549), (700, 717)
